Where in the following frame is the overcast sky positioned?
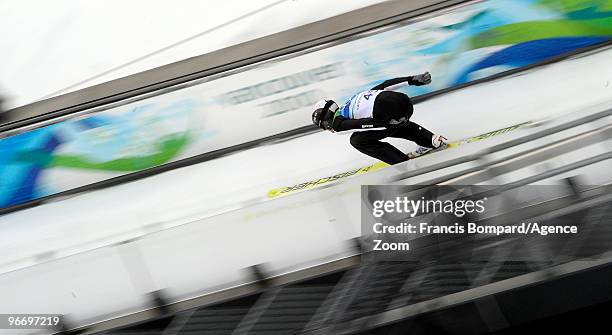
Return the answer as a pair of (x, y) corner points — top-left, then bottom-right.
(0, 0), (388, 108)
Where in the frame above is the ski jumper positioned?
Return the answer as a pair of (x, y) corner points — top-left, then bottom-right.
(331, 77), (436, 164)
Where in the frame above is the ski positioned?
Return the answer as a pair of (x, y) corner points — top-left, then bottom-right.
(267, 121), (532, 198)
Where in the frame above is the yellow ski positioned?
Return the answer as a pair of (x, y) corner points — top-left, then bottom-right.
(267, 122), (531, 198)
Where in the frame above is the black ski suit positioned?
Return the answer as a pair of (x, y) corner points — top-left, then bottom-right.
(330, 77), (435, 164)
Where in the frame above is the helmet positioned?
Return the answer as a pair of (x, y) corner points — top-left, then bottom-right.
(312, 99), (338, 130)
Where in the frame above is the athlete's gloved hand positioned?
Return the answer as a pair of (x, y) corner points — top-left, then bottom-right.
(410, 72), (432, 86)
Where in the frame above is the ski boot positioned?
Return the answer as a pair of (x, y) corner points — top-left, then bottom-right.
(407, 134), (448, 159)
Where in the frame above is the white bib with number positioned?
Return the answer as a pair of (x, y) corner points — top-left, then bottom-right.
(343, 90), (382, 119)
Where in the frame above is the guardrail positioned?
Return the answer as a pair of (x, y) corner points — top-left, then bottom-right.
(390, 106), (612, 183)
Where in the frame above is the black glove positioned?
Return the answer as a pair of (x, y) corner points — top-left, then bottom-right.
(410, 72), (432, 86)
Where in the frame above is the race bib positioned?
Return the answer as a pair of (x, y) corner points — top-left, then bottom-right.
(342, 90), (382, 119)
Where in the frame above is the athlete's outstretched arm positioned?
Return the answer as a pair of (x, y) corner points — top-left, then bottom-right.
(370, 77), (412, 90)
(370, 72), (431, 90)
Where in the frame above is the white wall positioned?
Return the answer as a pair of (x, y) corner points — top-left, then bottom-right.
(0, 0), (388, 107)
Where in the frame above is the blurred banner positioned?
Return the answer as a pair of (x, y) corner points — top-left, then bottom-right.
(1, 0), (611, 209)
